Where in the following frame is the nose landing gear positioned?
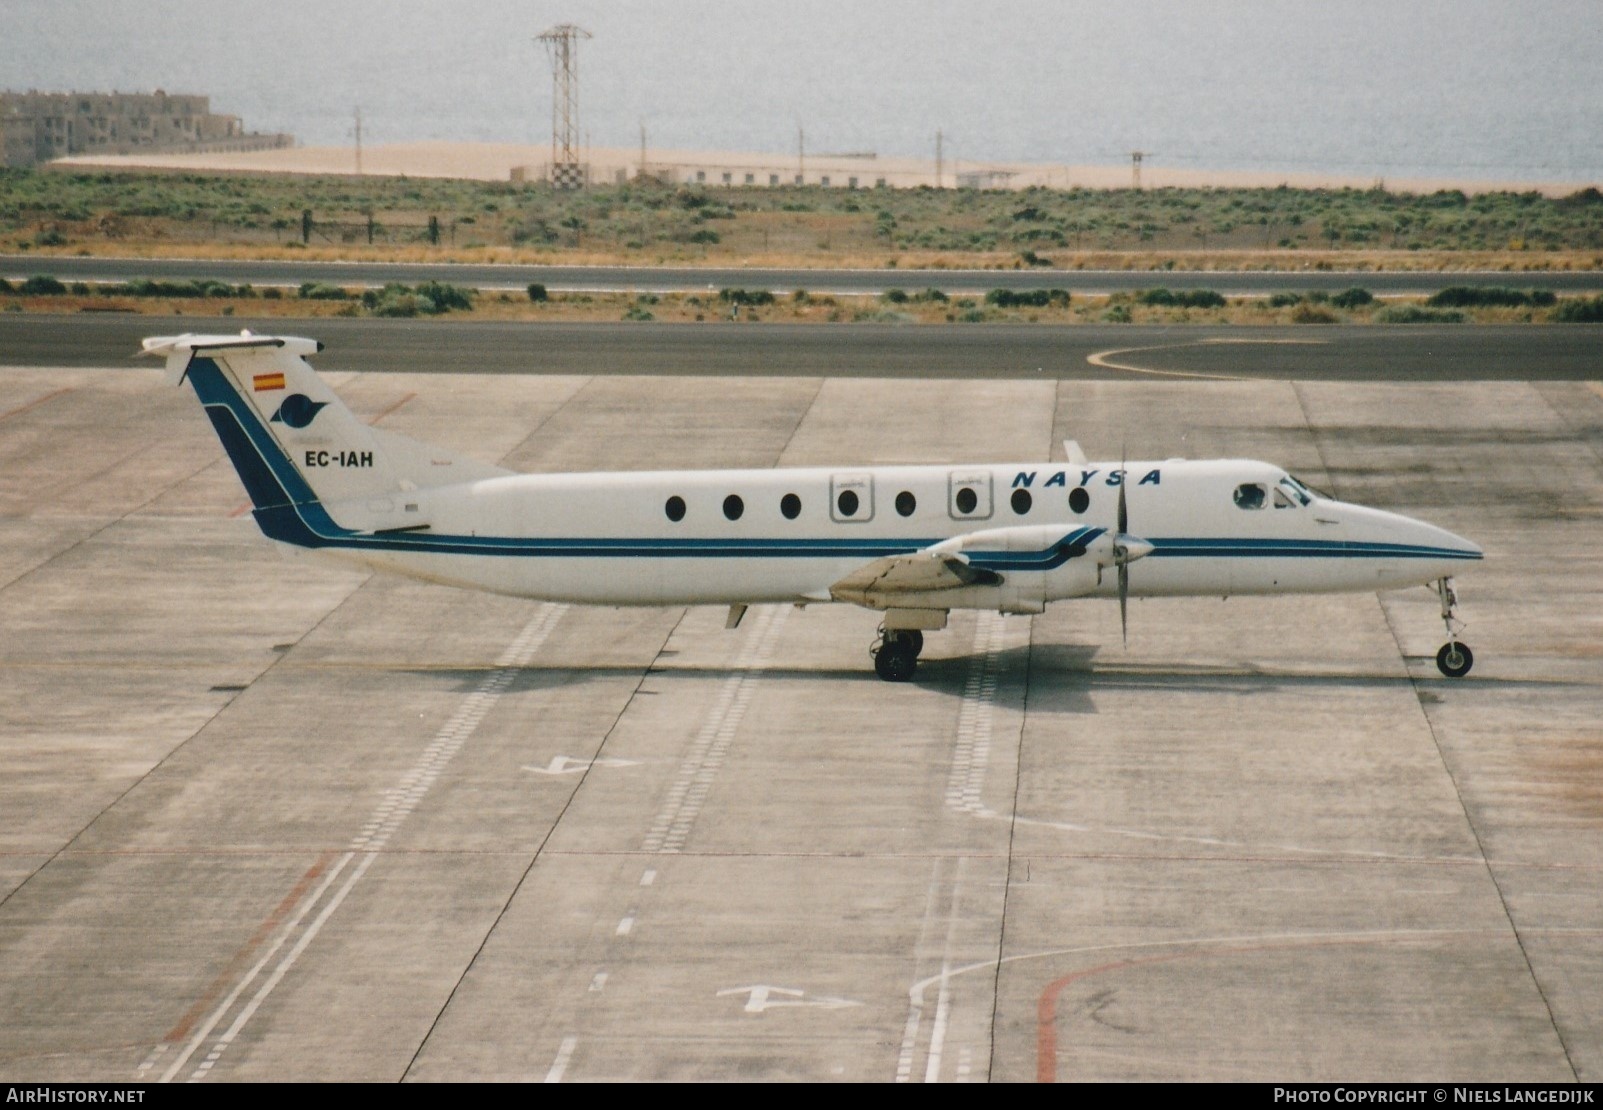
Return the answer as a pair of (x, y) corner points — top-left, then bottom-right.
(1434, 577), (1473, 678)
(871, 626), (923, 682)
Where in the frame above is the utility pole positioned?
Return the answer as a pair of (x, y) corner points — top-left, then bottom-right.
(797, 124), (805, 184)
(638, 119), (646, 181)
(537, 23), (591, 189)
(353, 106), (362, 176)
(935, 129), (943, 188)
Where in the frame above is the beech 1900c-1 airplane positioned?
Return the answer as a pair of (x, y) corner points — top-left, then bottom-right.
(146, 332), (1484, 682)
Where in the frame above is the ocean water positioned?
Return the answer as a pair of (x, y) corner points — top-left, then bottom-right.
(4, 0), (1601, 184)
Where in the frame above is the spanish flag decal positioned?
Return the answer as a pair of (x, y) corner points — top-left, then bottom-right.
(253, 372), (286, 392)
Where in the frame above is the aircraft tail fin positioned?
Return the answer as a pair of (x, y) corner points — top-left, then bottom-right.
(145, 332), (510, 542)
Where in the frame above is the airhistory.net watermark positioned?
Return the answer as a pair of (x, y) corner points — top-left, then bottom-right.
(5, 1091), (144, 1104)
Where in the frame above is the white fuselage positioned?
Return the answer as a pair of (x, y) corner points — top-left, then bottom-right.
(319, 457), (1482, 609)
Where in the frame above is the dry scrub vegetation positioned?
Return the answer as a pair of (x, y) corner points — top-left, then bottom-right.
(4, 167), (1602, 272)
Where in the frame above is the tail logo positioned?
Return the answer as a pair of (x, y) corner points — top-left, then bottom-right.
(270, 394), (329, 429)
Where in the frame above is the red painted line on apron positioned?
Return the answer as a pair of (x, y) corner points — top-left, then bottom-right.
(0, 387), (73, 423)
(367, 392), (415, 425)
(162, 850), (337, 1044)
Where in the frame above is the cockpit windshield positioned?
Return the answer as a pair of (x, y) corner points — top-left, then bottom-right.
(1274, 476), (1312, 509)
(1287, 474), (1328, 500)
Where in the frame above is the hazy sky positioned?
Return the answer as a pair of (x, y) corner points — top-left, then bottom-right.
(5, 1), (1600, 177)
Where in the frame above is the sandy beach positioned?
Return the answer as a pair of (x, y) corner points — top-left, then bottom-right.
(52, 141), (1595, 197)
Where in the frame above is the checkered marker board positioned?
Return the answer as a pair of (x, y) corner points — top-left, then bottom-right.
(552, 163), (584, 189)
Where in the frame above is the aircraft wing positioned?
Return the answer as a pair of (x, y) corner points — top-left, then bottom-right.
(829, 550), (999, 605)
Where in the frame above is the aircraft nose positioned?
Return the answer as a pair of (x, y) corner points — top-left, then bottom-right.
(1401, 515), (1483, 564)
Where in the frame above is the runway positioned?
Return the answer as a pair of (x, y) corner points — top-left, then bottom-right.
(6, 254), (1603, 298)
(3, 313), (1603, 380)
(0, 341), (1600, 1080)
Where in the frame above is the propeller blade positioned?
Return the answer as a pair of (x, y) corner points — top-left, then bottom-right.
(1117, 453), (1130, 645)
(1117, 465), (1128, 536)
(1119, 560), (1129, 646)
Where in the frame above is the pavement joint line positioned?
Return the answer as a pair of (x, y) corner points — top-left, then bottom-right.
(403, 607), (685, 1082)
(153, 602), (566, 1083)
(1376, 596), (1581, 1082)
(904, 614), (1019, 1082)
(4, 447), (381, 939)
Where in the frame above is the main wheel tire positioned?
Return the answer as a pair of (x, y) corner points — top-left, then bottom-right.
(1436, 641), (1474, 678)
(905, 630), (924, 658)
(874, 640), (917, 682)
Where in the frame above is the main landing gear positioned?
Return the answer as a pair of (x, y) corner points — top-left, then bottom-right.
(871, 627), (924, 682)
(1434, 577), (1474, 678)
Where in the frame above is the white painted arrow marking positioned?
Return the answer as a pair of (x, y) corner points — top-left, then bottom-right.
(717, 985), (864, 1014)
(524, 756), (640, 775)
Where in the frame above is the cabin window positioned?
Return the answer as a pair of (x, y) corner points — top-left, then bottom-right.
(955, 487), (978, 514)
(837, 489), (860, 517)
(665, 495), (686, 522)
(1234, 482), (1267, 510)
(781, 492), (801, 519)
(723, 494), (744, 521)
(1068, 487), (1089, 514)
(1010, 488), (1032, 515)
(895, 490), (916, 517)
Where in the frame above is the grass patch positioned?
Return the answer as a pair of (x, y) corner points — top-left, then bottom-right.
(1329, 287), (1374, 308)
(1550, 296), (1603, 322)
(1427, 285), (1558, 308)
(1138, 287), (1226, 308)
(985, 288), (1071, 308)
(1291, 303), (1339, 323)
(1374, 304), (1465, 323)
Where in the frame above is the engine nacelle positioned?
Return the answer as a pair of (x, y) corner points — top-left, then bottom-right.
(930, 524), (1117, 606)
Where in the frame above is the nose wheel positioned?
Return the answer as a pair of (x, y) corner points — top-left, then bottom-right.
(1434, 577), (1474, 678)
(871, 627), (923, 682)
(1436, 640), (1473, 678)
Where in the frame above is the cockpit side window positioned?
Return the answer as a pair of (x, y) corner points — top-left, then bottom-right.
(1234, 482), (1267, 510)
